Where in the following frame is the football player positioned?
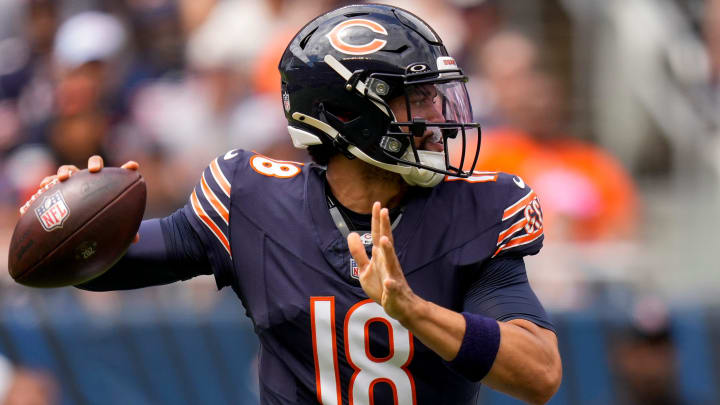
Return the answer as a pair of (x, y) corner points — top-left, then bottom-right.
(36, 4), (561, 404)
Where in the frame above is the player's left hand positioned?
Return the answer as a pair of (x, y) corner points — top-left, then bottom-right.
(348, 202), (419, 324)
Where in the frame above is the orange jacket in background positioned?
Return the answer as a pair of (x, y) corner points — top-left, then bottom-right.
(453, 128), (638, 241)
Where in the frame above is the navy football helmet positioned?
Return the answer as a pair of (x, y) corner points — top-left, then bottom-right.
(279, 4), (480, 187)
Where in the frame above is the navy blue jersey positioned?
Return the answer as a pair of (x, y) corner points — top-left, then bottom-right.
(183, 149), (547, 405)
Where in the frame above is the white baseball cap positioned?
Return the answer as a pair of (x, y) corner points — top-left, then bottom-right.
(54, 11), (126, 68)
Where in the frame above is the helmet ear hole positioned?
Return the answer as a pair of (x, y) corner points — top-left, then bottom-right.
(322, 103), (360, 124)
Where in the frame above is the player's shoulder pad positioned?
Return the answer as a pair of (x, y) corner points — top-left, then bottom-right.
(490, 172), (544, 258)
(441, 171), (528, 205)
(192, 148), (251, 210)
(185, 149), (249, 259)
(442, 171), (535, 209)
(187, 148), (308, 234)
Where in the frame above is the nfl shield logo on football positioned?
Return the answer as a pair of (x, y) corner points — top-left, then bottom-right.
(350, 258), (359, 279)
(34, 191), (70, 232)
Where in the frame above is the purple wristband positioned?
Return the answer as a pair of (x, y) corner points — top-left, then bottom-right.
(446, 312), (501, 381)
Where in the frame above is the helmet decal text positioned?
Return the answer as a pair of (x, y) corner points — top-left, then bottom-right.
(327, 19), (388, 55)
(436, 56), (458, 71)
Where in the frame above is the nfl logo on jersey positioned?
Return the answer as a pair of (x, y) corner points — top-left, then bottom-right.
(350, 258), (359, 279)
(34, 191), (70, 232)
(349, 233), (374, 279)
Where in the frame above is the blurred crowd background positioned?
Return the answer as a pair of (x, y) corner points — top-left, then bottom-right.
(0, 0), (719, 404)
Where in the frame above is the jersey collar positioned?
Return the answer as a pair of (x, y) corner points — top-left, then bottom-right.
(305, 164), (430, 272)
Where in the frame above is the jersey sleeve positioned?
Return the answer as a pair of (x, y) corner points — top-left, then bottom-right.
(76, 216), (210, 291)
(491, 174), (544, 259)
(463, 256), (554, 332)
(182, 150), (240, 289)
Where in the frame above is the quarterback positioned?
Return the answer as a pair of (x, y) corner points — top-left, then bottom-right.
(38, 4), (561, 405)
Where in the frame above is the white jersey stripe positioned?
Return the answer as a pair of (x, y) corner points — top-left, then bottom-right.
(497, 217), (528, 245)
(200, 172), (229, 225)
(502, 190), (535, 221)
(209, 158), (231, 197)
(190, 190), (231, 256)
(493, 230), (543, 258)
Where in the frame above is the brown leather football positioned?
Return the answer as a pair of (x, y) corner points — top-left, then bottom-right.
(8, 168), (146, 288)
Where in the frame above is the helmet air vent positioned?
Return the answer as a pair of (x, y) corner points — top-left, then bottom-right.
(393, 9), (441, 45)
(382, 45), (409, 54)
(299, 27), (318, 50)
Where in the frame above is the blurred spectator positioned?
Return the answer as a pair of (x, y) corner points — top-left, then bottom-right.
(3, 145), (55, 206)
(121, 0), (273, 211)
(117, 0), (186, 116)
(0, 0), (58, 151)
(41, 11), (127, 168)
(0, 355), (58, 405)
(228, 94), (305, 162)
(448, 0), (502, 75)
(380, 0), (466, 54)
(251, 0), (343, 95)
(120, 0), (339, 213)
(468, 30), (539, 128)
(706, 0), (720, 84)
(610, 297), (682, 405)
(456, 31), (638, 241)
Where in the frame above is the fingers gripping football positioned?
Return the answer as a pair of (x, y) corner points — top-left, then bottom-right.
(22, 155), (140, 216)
(347, 202), (417, 324)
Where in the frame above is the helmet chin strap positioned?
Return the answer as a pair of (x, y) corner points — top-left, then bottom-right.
(398, 150), (446, 187)
(347, 145), (445, 188)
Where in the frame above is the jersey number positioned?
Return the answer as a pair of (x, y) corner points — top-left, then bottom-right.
(250, 155), (301, 178)
(311, 297), (416, 405)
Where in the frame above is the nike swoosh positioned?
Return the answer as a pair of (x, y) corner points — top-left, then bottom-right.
(513, 176), (525, 189)
(224, 150), (238, 160)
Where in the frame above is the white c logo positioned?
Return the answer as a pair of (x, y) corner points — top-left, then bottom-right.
(327, 19), (388, 55)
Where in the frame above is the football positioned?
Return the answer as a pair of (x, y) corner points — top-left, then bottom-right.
(8, 168), (146, 288)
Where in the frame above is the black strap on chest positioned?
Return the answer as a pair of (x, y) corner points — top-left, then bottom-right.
(325, 194), (404, 239)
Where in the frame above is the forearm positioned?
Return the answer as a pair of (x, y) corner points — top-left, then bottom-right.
(484, 320), (561, 405)
(401, 298), (559, 404)
(76, 215), (209, 291)
(76, 219), (177, 291)
(398, 296), (465, 360)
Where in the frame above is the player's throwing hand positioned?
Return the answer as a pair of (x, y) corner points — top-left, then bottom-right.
(35, 155), (139, 191)
(23, 155), (141, 243)
(348, 202), (420, 325)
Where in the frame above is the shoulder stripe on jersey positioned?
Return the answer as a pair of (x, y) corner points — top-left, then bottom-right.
(209, 158), (231, 197)
(492, 229), (543, 258)
(502, 190), (536, 221)
(497, 217), (528, 245)
(190, 189), (231, 257)
(200, 172), (229, 224)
